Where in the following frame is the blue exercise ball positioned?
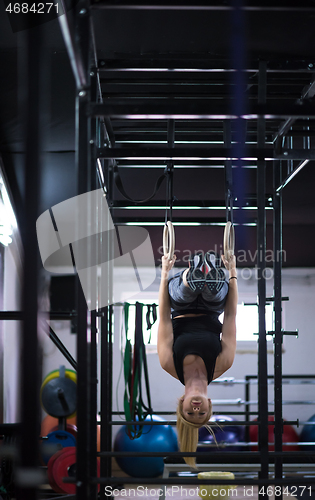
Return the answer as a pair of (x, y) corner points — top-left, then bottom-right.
(198, 415), (244, 452)
(300, 414), (315, 451)
(114, 415), (178, 477)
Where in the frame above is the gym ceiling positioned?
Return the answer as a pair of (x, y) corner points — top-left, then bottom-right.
(0, 1), (315, 268)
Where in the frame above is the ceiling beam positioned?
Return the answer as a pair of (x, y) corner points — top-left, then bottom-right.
(91, 100), (315, 119)
(91, 0), (315, 12)
(97, 146), (315, 160)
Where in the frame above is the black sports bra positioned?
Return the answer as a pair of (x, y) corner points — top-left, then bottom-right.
(172, 315), (222, 385)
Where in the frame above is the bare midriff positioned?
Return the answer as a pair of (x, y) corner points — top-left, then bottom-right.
(175, 313), (207, 319)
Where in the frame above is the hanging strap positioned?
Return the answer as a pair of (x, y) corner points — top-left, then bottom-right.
(146, 304), (157, 331)
(113, 163), (167, 203)
(123, 304), (136, 436)
(134, 302), (151, 416)
(123, 302), (141, 438)
(164, 119), (176, 223)
(163, 136), (176, 260)
(223, 119), (235, 260)
(139, 340), (152, 415)
(123, 302), (153, 439)
(145, 303), (157, 345)
(223, 119), (234, 225)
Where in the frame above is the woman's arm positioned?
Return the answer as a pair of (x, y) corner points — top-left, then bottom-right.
(157, 255), (178, 378)
(214, 255), (238, 376)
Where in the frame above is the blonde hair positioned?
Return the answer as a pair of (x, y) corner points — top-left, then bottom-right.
(176, 397), (213, 468)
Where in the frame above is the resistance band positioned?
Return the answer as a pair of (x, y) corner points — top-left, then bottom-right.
(123, 302), (153, 439)
(146, 304), (157, 344)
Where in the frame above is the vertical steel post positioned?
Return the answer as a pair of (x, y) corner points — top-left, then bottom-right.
(76, 255), (90, 500)
(0, 245), (3, 424)
(273, 160), (283, 496)
(90, 311), (98, 500)
(257, 60), (269, 487)
(75, 2), (91, 498)
(89, 67), (99, 500)
(100, 309), (113, 498)
(16, 25), (43, 500)
(99, 157), (114, 500)
(244, 375), (250, 443)
(104, 306), (113, 467)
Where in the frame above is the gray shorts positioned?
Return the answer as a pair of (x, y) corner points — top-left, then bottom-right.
(168, 271), (228, 317)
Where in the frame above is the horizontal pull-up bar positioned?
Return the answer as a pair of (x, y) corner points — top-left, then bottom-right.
(110, 410), (261, 415)
(106, 419), (314, 427)
(0, 311), (76, 320)
(113, 218), (257, 226)
(91, 1), (315, 12)
(108, 419), (260, 426)
(100, 450), (260, 458)
(111, 198), (273, 209)
(98, 61), (315, 73)
(91, 476), (315, 487)
(97, 146), (315, 161)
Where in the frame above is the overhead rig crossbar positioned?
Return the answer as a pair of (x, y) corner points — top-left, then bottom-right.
(90, 100), (315, 119)
(98, 57), (315, 72)
(97, 147), (315, 161)
(90, 0), (315, 12)
(111, 197), (273, 209)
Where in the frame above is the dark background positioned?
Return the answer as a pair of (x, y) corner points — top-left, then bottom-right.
(0, 2), (315, 268)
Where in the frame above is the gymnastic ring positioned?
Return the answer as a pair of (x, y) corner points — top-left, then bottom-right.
(224, 221), (235, 260)
(163, 221), (175, 259)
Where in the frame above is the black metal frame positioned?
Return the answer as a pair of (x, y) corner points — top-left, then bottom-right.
(16, 23), (44, 500)
(256, 60), (269, 493)
(2, 2), (314, 499)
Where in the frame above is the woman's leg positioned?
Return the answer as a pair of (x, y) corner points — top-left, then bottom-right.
(200, 252), (229, 315)
(168, 253), (206, 310)
(168, 270), (201, 310)
(200, 279), (229, 315)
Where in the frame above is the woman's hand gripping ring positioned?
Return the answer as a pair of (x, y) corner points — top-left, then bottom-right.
(224, 221), (235, 261)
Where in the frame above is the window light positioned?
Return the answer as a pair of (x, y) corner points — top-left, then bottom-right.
(0, 174), (17, 246)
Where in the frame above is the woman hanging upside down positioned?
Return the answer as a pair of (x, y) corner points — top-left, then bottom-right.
(157, 251), (238, 467)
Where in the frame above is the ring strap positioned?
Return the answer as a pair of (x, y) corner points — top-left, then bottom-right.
(114, 163), (166, 203)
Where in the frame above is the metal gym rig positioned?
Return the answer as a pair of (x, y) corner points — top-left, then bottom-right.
(2, 1), (315, 499)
